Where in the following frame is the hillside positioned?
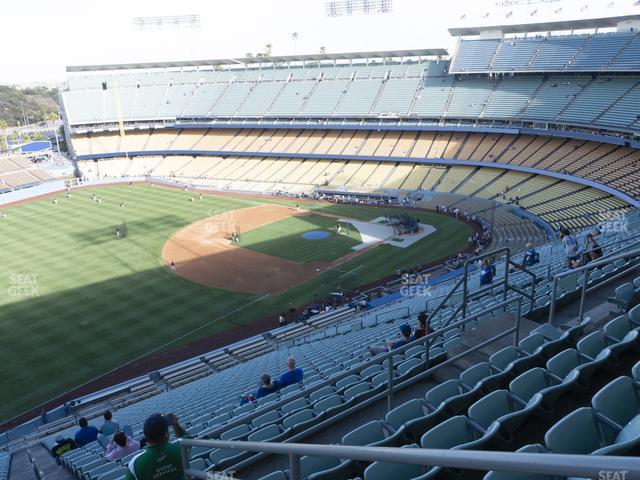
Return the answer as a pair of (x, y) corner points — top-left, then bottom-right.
(0, 85), (59, 127)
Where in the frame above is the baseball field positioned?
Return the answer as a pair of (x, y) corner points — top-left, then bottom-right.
(0, 183), (473, 422)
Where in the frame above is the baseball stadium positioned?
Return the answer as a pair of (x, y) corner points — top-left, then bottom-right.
(2, 0), (640, 479)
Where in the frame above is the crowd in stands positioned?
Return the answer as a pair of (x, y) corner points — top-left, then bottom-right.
(369, 312), (432, 355)
(561, 227), (604, 269)
(241, 357), (305, 404)
(51, 408), (192, 479)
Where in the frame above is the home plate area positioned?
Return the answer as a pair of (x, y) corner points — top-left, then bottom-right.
(340, 216), (437, 250)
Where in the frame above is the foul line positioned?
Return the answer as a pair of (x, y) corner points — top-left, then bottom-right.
(23, 292), (272, 416)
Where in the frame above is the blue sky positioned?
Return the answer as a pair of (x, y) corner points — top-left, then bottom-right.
(0, 0), (636, 84)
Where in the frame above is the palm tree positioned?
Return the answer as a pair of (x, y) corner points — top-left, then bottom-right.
(319, 46), (326, 55)
(291, 32), (299, 55)
(0, 119), (7, 152)
(264, 43), (273, 56)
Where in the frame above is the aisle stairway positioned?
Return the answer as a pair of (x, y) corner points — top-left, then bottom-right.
(10, 445), (73, 480)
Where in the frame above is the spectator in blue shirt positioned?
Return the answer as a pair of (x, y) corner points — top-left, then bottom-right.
(279, 357), (304, 387)
(255, 374), (281, 399)
(479, 259), (494, 286)
(99, 410), (120, 437)
(369, 324), (412, 355)
(521, 243), (539, 269)
(74, 417), (99, 446)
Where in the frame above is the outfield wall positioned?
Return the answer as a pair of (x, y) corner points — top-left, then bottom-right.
(0, 181), (66, 206)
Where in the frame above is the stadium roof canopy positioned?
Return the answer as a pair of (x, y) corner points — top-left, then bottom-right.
(66, 48), (449, 73)
(449, 14), (640, 36)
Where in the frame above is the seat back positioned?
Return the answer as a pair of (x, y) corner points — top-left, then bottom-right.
(518, 333), (545, 355)
(592, 376), (639, 426)
(209, 448), (241, 466)
(616, 283), (635, 303)
(460, 363), (493, 388)
(282, 409), (315, 430)
(468, 390), (516, 430)
(397, 358), (422, 376)
(545, 407), (613, 454)
(344, 382), (372, 399)
(252, 410), (281, 428)
(309, 386), (335, 402)
(281, 398), (308, 414)
(546, 349), (579, 380)
(300, 455), (342, 479)
(360, 364), (383, 378)
(220, 423), (250, 441)
(576, 331), (607, 360)
(557, 273), (577, 292)
(248, 424), (282, 442)
(342, 420), (386, 446)
(604, 315), (633, 341)
(385, 399), (425, 430)
(509, 368), (554, 402)
(257, 392), (279, 405)
(335, 375), (360, 390)
(490, 347), (519, 371)
(96, 467), (127, 480)
(425, 379), (463, 408)
(420, 415), (480, 449)
(364, 459), (424, 480)
(483, 444), (552, 480)
(314, 395), (343, 413)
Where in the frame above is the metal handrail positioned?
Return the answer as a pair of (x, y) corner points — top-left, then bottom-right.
(194, 298), (521, 444)
(463, 247), (511, 320)
(178, 299), (522, 476)
(548, 246), (640, 324)
(179, 440), (640, 480)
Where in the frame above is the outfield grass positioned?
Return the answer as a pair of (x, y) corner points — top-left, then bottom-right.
(0, 185), (472, 421)
(240, 214), (361, 262)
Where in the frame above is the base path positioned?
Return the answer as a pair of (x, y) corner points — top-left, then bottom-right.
(162, 204), (362, 295)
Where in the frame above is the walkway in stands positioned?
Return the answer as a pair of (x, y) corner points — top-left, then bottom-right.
(10, 445), (73, 480)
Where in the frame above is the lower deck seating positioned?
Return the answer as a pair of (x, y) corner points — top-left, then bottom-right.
(71, 129), (640, 201)
(0, 155), (54, 191)
(77, 156), (628, 235)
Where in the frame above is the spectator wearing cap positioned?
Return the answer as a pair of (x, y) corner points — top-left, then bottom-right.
(74, 417), (99, 447)
(100, 410), (120, 437)
(105, 431), (140, 462)
(279, 357), (304, 388)
(125, 413), (190, 480)
(369, 324), (413, 355)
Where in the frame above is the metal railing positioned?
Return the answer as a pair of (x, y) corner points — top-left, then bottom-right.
(179, 439), (640, 480)
(178, 298), (522, 474)
(548, 246), (640, 324)
(427, 248), (538, 332)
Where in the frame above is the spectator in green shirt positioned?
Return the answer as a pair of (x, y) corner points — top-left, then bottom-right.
(125, 413), (190, 480)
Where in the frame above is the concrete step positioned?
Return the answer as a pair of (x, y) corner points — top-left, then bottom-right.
(10, 445), (74, 480)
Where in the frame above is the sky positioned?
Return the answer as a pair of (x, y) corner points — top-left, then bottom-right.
(0, 0), (637, 85)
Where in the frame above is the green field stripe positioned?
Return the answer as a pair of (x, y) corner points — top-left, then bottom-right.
(0, 185), (471, 421)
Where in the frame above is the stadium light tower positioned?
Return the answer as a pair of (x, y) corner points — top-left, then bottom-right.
(325, 0), (393, 17)
(131, 14), (201, 31)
